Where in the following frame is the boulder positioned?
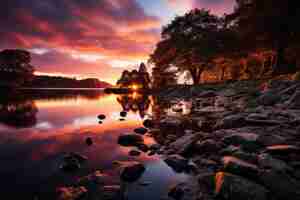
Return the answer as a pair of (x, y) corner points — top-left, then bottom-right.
(134, 127), (148, 135)
(258, 153), (292, 172)
(221, 156), (259, 179)
(164, 154), (189, 172)
(194, 139), (220, 154)
(60, 154), (83, 172)
(257, 92), (281, 106)
(118, 134), (144, 147)
(56, 186), (88, 200)
(215, 172), (268, 200)
(77, 170), (109, 186)
(120, 162), (145, 182)
(222, 132), (261, 152)
(168, 133), (201, 155)
(215, 114), (246, 129)
(260, 170), (300, 199)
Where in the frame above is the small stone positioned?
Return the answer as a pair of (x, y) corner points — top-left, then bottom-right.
(98, 114), (106, 120)
(118, 134), (144, 147)
(120, 111), (127, 117)
(86, 137), (93, 146)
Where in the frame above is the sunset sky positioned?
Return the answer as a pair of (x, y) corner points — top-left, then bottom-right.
(1, 0), (235, 84)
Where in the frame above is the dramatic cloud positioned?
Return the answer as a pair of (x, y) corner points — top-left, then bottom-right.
(166, 0), (235, 16)
(0, 0), (235, 83)
(0, 0), (161, 83)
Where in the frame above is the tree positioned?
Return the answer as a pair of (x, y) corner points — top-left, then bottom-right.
(0, 49), (34, 87)
(227, 0), (300, 74)
(150, 9), (227, 85)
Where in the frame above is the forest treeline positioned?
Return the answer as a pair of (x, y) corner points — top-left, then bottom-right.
(149, 0), (300, 87)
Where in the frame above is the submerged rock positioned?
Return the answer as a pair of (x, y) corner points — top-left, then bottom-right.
(215, 172), (268, 200)
(134, 127), (148, 135)
(120, 161), (145, 182)
(85, 137), (93, 146)
(120, 111), (127, 117)
(118, 134), (144, 147)
(98, 114), (106, 120)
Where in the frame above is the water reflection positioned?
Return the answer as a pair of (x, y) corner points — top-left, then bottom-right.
(0, 89), (190, 200)
(117, 92), (151, 118)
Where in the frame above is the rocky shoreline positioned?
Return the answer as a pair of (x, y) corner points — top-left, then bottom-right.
(146, 80), (300, 200)
(56, 80), (300, 200)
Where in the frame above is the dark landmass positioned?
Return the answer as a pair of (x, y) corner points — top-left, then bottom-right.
(23, 75), (112, 88)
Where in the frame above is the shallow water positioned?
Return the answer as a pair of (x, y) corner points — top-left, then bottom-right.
(0, 90), (190, 200)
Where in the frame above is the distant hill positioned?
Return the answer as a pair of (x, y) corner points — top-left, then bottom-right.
(23, 75), (112, 88)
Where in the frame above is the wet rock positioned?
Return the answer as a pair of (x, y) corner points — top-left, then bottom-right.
(222, 156), (259, 179)
(119, 118), (125, 121)
(129, 149), (141, 156)
(193, 157), (218, 170)
(143, 119), (155, 128)
(222, 132), (261, 152)
(149, 143), (161, 151)
(98, 121), (103, 124)
(257, 134), (287, 146)
(98, 114), (106, 120)
(215, 114), (246, 129)
(197, 172), (215, 191)
(159, 117), (183, 130)
(231, 150), (257, 163)
(164, 155), (189, 172)
(120, 161), (145, 182)
(168, 133), (201, 155)
(258, 153), (292, 172)
(287, 90), (300, 109)
(257, 92), (281, 106)
(120, 111), (127, 117)
(265, 145), (300, 155)
(260, 169), (300, 199)
(194, 139), (220, 154)
(56, 186), (88, 200)
(85, 137), (93, 146)
(134, 127), (148, 135)
(118, 134), (144, 147)
(215, 172), (268, 200)
(137, 144), (149, 152)
(168, 183), (185, 200)
(220, 145), (240, 155)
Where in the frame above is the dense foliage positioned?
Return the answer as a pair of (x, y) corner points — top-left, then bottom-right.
(150, 0), (300, 87)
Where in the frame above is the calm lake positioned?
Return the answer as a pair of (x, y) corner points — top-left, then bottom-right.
(0, 89), (190, 200)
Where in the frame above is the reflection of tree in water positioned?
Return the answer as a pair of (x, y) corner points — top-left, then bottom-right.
(0, 91), (38, 128)
(116, 92), (151, 118)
